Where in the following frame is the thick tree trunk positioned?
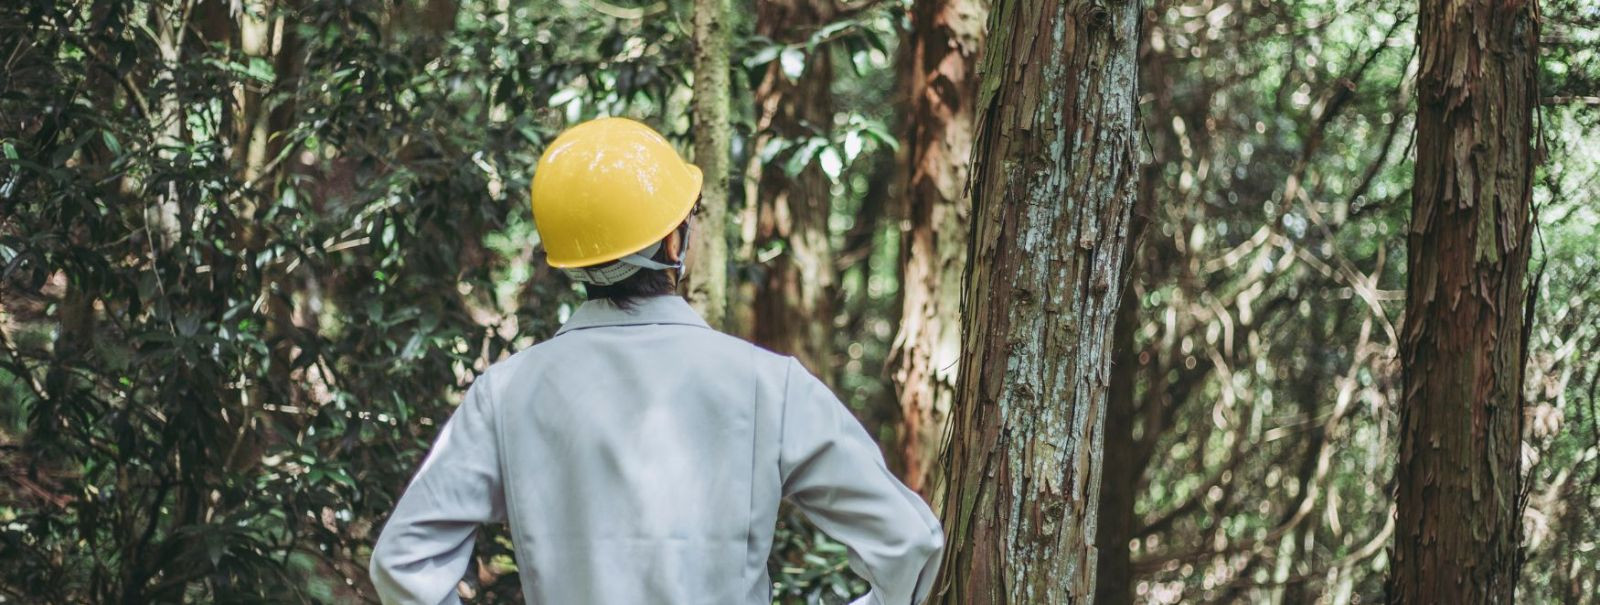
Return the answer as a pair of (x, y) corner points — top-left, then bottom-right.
(750, 0), (836, 377)
(932, 0), (1139, 601)
(1387, 0), (1540, 602)
(686, 0), (731, 328)
(891, 0), (985, 500)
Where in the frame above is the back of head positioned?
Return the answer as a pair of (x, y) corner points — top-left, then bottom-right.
(582, 244), (679, 310)
(529, 117), (702, 309)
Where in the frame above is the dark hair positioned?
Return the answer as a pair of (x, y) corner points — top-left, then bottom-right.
(583, 234), (679, 311)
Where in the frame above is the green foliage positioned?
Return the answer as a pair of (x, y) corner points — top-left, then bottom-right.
(768, 509), (870, 604)
(1123, 0), (1600, 602)
(0, 0), (585, 598)
(0, 0), (910, 600)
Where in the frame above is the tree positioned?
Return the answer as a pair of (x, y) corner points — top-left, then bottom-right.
(686, 0), (732, 328)
(1388, 0), (1541, 601)
(890, 0), (985, 499)
(932, 0), (1140, 601)
(749, 0), (838, 377)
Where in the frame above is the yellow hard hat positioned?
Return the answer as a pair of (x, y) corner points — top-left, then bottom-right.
(531, 117), (703, 268)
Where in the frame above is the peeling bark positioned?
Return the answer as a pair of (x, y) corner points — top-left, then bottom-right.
(891, 0), (986, 500)
(1387, 0), (1540, 602)
(932, 0), (1140, 602)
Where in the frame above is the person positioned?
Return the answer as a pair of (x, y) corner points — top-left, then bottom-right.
(368, 117), (943, 604)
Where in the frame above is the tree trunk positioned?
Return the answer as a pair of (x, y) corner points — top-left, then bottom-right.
(229, 0), (306, 475)
(890, 0), (985, 501)
(686, 0), (731, 328)
(750, 0), (836, 377)
(1387, 0), (1540, 602)
(932, 0), (1140, 601)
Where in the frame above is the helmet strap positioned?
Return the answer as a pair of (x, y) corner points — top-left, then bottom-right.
(563, 221), (690, 286)
(671, 219), (691, 284)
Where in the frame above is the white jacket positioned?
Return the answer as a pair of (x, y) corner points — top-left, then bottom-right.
(369, 295), (944, 604)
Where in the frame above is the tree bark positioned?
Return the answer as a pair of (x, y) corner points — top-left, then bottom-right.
(1387, 0), (1540, 602)
(932, 0), (1140, 601)
(891, 0), (985, 501)
(686, 0), (732, 328)
(750, 0), (836, 377)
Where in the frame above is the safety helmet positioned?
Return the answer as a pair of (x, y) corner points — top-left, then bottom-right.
(531, 117), (702, 284)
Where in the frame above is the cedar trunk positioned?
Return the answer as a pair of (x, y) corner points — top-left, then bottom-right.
(750, 0), (836, 377)
(932, 0), (1140, 601)
(891, 0), (986, 499)
(1388, 0), (1540, 602)
(686, 0), (732, 328)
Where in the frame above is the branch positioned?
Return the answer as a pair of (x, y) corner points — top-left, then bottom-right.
(1543, 95), (1600, 106)
(581, 0), (667, 19)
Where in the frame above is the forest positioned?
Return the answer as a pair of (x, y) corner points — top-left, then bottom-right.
(0, 0), (1597, 602)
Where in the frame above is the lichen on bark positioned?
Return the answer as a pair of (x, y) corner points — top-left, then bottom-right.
(933, 0), (1140, 602)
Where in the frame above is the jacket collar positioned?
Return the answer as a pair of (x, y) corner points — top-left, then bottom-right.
(554, 295), (711, 336)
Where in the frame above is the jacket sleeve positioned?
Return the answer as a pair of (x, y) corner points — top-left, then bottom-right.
(370, 379), (506, 605)
(778, 358), (945, 605)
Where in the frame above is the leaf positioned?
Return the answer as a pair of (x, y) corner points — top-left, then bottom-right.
(759, 138), (791, 165)
(742, 44), (783, 69)
(779, 47), (806, 81)
(808, 20), (855, 51)
(818, 146), (843, 182)
(245, 56), (276, 83)
(858, 27), (889, 54)
(98, 131), (120, 156)
(783, 137), (826, 177)
(844, 37), (869, 77)
(328, 469), (357, 489)
(548, 88), (580, 107)
(207, 535), (225, 566)
(399, 331), (424, 360)
(860, 123), (900, 152)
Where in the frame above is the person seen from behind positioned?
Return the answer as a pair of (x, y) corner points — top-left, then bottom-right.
(368, 117), (944, 604)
